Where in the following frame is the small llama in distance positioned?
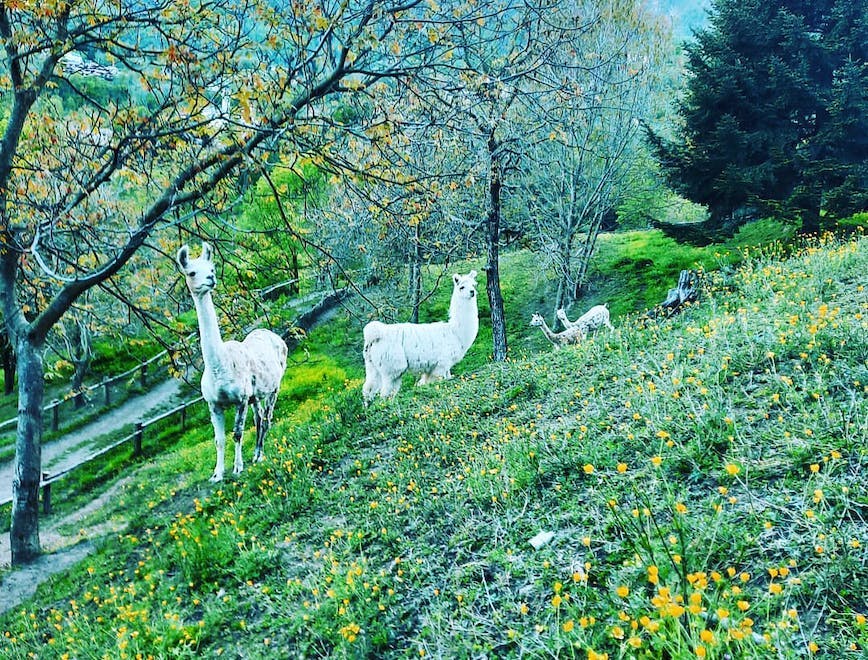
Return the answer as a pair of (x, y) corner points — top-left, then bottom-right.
(362, 271), (479, 404)
(530, 312), (584, 350)
(177, 242), (288, 482)
(556, 304), (614, 338)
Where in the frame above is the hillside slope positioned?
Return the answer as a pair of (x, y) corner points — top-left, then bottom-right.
(2, 232), (866, 659)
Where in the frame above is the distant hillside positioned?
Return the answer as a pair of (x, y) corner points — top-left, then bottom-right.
(654, 0), (712, 40)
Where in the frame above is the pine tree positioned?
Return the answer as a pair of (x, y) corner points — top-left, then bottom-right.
(651, 0), (868, 236)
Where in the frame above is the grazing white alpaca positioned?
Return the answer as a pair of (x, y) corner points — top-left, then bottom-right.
(177, 243), (288, 482)
(530, 312), (583, 350)
(556, 304), (614, 337)
(363, 270), (479, 403)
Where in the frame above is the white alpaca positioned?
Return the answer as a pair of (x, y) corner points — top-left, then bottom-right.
(556, 304), (614, 337)
(363, 270), (479, 403)
(177, 243), (288, 482)
(530, 312), (583, 350)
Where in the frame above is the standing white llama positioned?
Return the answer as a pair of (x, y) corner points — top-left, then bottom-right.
(177, 243), (288, 482)
(363, 270), (479, 404)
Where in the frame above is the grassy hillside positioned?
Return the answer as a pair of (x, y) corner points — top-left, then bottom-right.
(1, 229), (866, 659)
(300, 221), (795, 376)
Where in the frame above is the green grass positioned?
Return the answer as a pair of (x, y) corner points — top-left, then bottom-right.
(1, 227), (866, 659)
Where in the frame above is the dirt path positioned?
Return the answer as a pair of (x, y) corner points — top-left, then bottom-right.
(0, 379), (184, 613)
(0, 378), (182, 505)
(0, 477), (132, 615)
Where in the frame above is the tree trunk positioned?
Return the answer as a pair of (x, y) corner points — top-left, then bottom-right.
(799, 195), (822, 236)
(657, 269), (699, 317)
(553, 234), (575, 320)
(289, 245), (300, 296)
(1, 332), (14, 396)
(69, 320), (90, 409)
(573, 209), (605, 298)
(486, 133), (508, 362)
(11, 336), (45, 565)
(72, 359), (89, 409)
(553, 277), (567, 330)
(409, 223), (422, 324)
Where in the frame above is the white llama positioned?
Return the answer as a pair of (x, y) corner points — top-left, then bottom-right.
(177, 243), (288, 482)
(363, 270), (479, 404)
(556, 304), (614, 337)
(530, 312), (583, 350)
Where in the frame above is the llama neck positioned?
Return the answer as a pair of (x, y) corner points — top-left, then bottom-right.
(192, 291), (225, 369)
(448, 297), (479, 348)
(538, 319), (559, 343)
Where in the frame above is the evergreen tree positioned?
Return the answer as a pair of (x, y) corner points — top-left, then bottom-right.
(651, 0), (868, 235)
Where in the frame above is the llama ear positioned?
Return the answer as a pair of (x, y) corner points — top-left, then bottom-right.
(201, 242), (213, 262)
(453, 273), (460, 285)
(468, 270), (477, 280)
(176, 245), (190, 269)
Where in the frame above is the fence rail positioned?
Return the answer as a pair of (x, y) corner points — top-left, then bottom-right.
(0, 395), (204, 511)
(0, 343), (193, 436)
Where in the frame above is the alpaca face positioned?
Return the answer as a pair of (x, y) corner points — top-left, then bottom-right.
(529, 313), (545, 327)
(177, 243), (217, 296)
(452, 270), (478, 301)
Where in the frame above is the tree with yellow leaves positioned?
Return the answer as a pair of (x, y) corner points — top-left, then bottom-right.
(0, 0), (480, 565)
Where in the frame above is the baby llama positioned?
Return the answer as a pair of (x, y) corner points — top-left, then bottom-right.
(530, 312), (583, 349)
(556, 304), (614, 337)
(177, 243), (288, 482)
(363, 270), (479, 403)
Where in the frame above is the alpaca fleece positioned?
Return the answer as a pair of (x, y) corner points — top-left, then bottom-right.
(177, 242), (287, 482)
(363, 271), (479, 403)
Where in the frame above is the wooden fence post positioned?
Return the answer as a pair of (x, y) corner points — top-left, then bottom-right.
(133, 422), (143, 457)
(140, 362), (147, 387)
(51, 401), (60, 432)
(104, 381), (111, 406)
(180, 403), (187, 431)
(42, 473), (51, 514)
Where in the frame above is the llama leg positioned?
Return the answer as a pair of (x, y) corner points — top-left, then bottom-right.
(208, 403), (227, 482)
(363, 366), (381, 405)
(381, 374), (403, 398)
(380, 353), (407, 398)
(253, 394), (275, 463)
(251, 401), (264, 463)
(232, 401), (249, 475)
(362, 343), (383, 405)
(431, 364), (452, 381)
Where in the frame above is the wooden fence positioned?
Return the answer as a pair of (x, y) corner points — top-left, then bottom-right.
(0, 350), (184, 436)
(0, 395), (203, 512)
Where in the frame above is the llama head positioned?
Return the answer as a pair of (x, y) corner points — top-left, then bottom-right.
(177, 242), (217, 296)
(529, 312), (545, 327)
(556, 308), (569, 322)
(452, 270), (478, 302)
